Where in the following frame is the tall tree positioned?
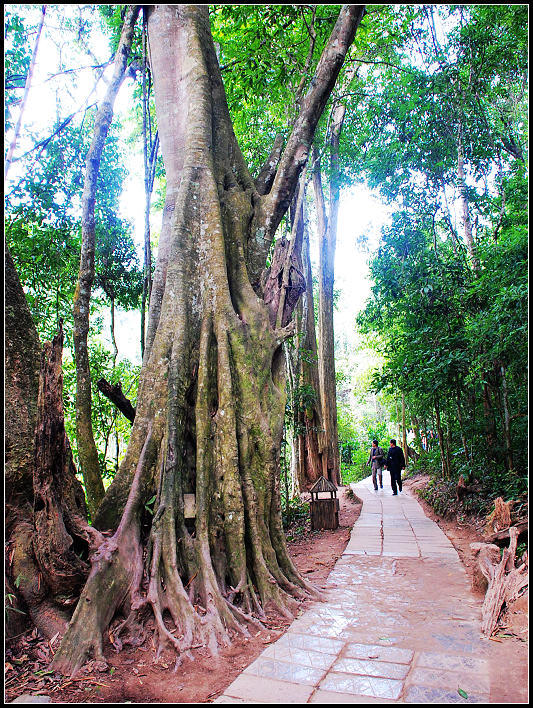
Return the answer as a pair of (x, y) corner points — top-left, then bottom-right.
(53, 5), (365, 674)
(72, 5), (140, 517)
(290, 196), (325, 491)
(312, 88), (352, 485)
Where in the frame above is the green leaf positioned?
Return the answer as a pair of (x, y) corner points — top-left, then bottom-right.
(458, 688), (468, 699)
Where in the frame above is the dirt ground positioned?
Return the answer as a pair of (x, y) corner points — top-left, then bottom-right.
(4, 488), (362, 704)
(403, 475), (529, 705)
(5, 481), (528, 704)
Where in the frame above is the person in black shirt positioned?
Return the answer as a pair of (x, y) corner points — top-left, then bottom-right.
(385, 439), (406, 495)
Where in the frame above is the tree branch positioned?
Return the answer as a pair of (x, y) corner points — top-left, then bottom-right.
(262, 5), (365, 241)
(254, 133), (285, 196)
(97, 378), (136, 424)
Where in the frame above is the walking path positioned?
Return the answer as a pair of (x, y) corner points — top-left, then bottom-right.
(216, 476), (498, 704)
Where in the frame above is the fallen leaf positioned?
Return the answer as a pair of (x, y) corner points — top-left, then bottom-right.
(13, 655), (29, 665)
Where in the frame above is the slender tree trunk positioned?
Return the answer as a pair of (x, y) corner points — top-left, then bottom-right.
(482, 380), (498, 454)
(292, 191), (324, 490)
(455, 381), (471, 468)
(140, 15), (159, 359)
(434, 398), (449, 479)
(401, 391), (408, 466)
(72, 6), (140, 517)
(500, 365), (514, 473)
(53, 5), (364, 675)
(109, 293), (118, 366)
(312, 134), (341, 484)
(456, 122), (479, 270)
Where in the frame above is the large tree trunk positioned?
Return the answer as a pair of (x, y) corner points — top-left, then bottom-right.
(5, 245), (41, 518)
(5, 243), (42, 637)
(53, 4), (364, 675)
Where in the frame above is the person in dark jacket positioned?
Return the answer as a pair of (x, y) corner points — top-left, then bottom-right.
(385, 439), (406, 495)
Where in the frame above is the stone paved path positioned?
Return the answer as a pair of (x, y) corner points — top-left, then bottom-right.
(216, 476), (507, 704)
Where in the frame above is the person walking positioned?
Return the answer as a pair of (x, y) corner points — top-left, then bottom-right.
(367, 440), (385, 491)
(385, 439), (406, 495)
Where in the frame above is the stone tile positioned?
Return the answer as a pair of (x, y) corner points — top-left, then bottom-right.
(261, 644), (337, 671)
(430, 633), (488, 655)
(214, 697), (263, 704)
(407, 667), (490, 694)
(244, 657), (326, 685)
(310, 689), (398, 703)
(344, 643), (414, 664)
(223, 674), (315, 703)
(333, 657), (410, 680)
(320, 672), (404, 700)
(276, 632), (344, 655)
(404, 685), (489, 703)
(304, 621), (350, 638)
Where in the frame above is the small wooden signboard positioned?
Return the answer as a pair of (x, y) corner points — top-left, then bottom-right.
(309, 476), (339, 530)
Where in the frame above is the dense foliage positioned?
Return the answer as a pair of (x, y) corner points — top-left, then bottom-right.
(356, 5), (528, 504)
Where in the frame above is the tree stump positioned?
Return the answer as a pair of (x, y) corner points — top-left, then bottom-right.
(477, 526), (529, 637)
(484, 497), (514, 535)
(470, 542), (501, 593)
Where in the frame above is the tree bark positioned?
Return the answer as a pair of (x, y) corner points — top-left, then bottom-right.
(6, 251), (102, 639)
(5, 244), (41, 519)
(72, 5), (140, 518)
(54, 4), (362, 674)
